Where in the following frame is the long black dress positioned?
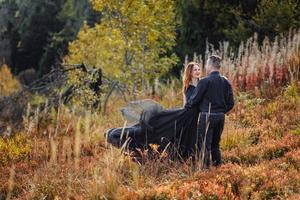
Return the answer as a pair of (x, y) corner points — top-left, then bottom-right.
(106, 85), (200, 160)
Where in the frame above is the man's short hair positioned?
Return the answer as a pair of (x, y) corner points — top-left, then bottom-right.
(207, 55), (222, 69)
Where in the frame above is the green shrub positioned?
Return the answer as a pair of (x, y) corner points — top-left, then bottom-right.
(283, 82), (299, 103)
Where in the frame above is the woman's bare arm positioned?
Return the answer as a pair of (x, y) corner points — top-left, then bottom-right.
(183, 93), (186, 107)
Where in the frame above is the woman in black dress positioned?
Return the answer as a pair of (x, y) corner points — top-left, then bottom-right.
(106, 62), (201, 160)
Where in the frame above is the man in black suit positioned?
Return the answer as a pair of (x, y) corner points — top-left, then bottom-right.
(185, 55), (234, 168)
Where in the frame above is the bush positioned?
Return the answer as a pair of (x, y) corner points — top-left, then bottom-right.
(0, 134), (32, 165)
(0, 64), (20, 97)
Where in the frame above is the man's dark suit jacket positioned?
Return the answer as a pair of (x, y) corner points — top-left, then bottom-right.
(185, 71), (234, 113)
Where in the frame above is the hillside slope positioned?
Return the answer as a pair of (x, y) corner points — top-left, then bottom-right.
(0, 82), (299, 200)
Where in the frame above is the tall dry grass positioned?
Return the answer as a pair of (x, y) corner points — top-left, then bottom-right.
(1, 80), (298, 199)
(187, 29), (300, 97)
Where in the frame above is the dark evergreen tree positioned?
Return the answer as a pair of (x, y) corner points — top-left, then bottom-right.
(14, 0), (64, 74)
(0, 0), (19, 70)
(171, 0), (299, 76)
(0, 0), (101, 75)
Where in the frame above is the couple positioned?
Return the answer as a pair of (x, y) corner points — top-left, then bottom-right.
(106, 55), (234, 168)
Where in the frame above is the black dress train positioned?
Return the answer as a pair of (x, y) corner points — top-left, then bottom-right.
(106, 85), (200, 160)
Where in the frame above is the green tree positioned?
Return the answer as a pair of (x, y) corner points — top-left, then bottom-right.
(66, 0), (178, 94)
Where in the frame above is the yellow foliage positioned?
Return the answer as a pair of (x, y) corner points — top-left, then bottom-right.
(66, 0), (178, 96)
(0, 134), (32, 165)
(0, 64), (20, 97)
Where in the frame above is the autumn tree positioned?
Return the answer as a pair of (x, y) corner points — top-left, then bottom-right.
(65, 0), (178, 96)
